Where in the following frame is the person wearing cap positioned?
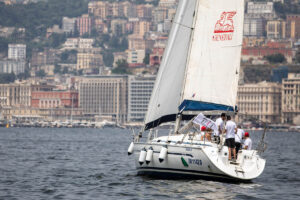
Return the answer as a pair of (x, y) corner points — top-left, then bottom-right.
(235, 125), (244, 157)
(243, 132), (252, 150)
(200, 126), (212, 141)
(225, 115), (237, 161)
(213, 113), (226, 144)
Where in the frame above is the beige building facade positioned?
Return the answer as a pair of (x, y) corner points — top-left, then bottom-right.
(237, 81), (282, 123)
(77, 48), (103, 70)
(79, 76), (128, 123)
(282, 73), (300, 124)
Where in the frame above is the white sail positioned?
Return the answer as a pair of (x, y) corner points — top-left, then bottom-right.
(145, 0), (197, 130)
(179, 0), (244, 112)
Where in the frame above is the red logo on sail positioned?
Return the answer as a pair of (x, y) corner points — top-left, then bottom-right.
(213, 11), (237, 41)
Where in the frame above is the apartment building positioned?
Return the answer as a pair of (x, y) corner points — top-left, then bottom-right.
(282, 74), (300, 124)
(8, 44), (26, 60)
(79, 76), (128, 123)
(237, 81), (282, 123)
(127, 75), (155, 122)
(77, 48), (103, 70)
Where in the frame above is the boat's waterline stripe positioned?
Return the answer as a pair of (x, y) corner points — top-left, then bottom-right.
(134, 150), (194, 157)
(137, 167), (236, 180)
(149, 140), (212, 147)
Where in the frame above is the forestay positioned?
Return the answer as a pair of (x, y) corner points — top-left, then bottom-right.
(144, 0), (197, 130)
(179, 0), (244, 112)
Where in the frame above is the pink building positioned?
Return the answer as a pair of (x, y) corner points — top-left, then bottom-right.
(77, 14), (92, 36)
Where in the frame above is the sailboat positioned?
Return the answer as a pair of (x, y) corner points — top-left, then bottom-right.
(128, 0), (265, 181)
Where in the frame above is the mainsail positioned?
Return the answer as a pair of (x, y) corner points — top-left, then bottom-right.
(145, 0), (244, 130)
(145, 0), (197, 130)
(179, 0), (244, 113)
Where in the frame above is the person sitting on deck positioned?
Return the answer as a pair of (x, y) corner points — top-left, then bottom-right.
(213, 113), (226, 144)
(243, 132), (252, 150)
(225, 115), (237, 161)
(235, 125), (245, 157)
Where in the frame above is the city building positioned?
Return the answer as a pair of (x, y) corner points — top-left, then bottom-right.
(1, 106), (83, 121)
(62, 17), (76, 34)
(136, 4), (153, 19)
(76, 14), (93, 36)
(0, 83), (55, 107)
(243, 15), (265, 37)
(88, 1), (111, 19)
(0, 59), (25, 74)
(266, 20), (286, 39)
(46, 25), (64, 38)
(128, 34), (155, 50)
(158, 0), (178, 8)
(78, 76), (128, 122)
(31, 49), (59, 66)
(94, 18), (109, 34)
(127, 49), (146, 67)
(111, 19), (128, 35)
(237, 81), (282, 123)
(63, 38), (94, 50)
(246, 2), (276, 19)
(123, 2), (137, 18)
(78, 38), (94, 49)
(77, 48), (103, 70)
(242, 41), (294, 63)
(150, 47), (164, 66)
(31, 90), (78, 108)
(8, 44), (26, 60)
(286, 15), (300, 40)
(113, 52), (128, 68)
(282, 73), (300, 124)
(127, 75), (155, 122)
(133, 20), (151, 37)
(0, 83), (31, 107)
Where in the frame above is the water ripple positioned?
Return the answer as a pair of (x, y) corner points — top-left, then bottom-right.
(0, 128), (299, 200)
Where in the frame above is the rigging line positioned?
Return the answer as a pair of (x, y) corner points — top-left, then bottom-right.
(172, 21), (194, 30)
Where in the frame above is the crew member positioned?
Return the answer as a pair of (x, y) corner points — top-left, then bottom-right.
(243, 132), (252, 150)
(225, 115), (237, 161)
(235, 125), (244, 158)
(214, 113), (226, 144)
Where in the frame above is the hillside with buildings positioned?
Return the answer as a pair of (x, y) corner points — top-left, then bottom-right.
(0, 0), (299, 126)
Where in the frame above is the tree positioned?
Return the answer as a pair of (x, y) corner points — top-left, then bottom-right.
(54, 64), (61, 74)
(112, 59), (130, 74)
(143, 53), (150, 65)
(17, 67), (31, 80)
(296, 50), (300, 63)
(36, 69), (46, 77)
(103, 51), (114, 67)
(60, 50), (77, 63)
(0, 72), (16, 83)
(264, 53), (286, 64)
(62, 67), (69, 74)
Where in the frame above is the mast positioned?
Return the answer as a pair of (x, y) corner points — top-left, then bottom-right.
(174, 0), (200, 134)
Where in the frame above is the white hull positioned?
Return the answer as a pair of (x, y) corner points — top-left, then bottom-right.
(132, 135), (265, 181)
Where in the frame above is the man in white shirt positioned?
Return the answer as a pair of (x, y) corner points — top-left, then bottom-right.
(235, 125), (244, 157)
(243, 132), (252, 150)
(225, 115), (237, 161)
(214, 113), (226, 144)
